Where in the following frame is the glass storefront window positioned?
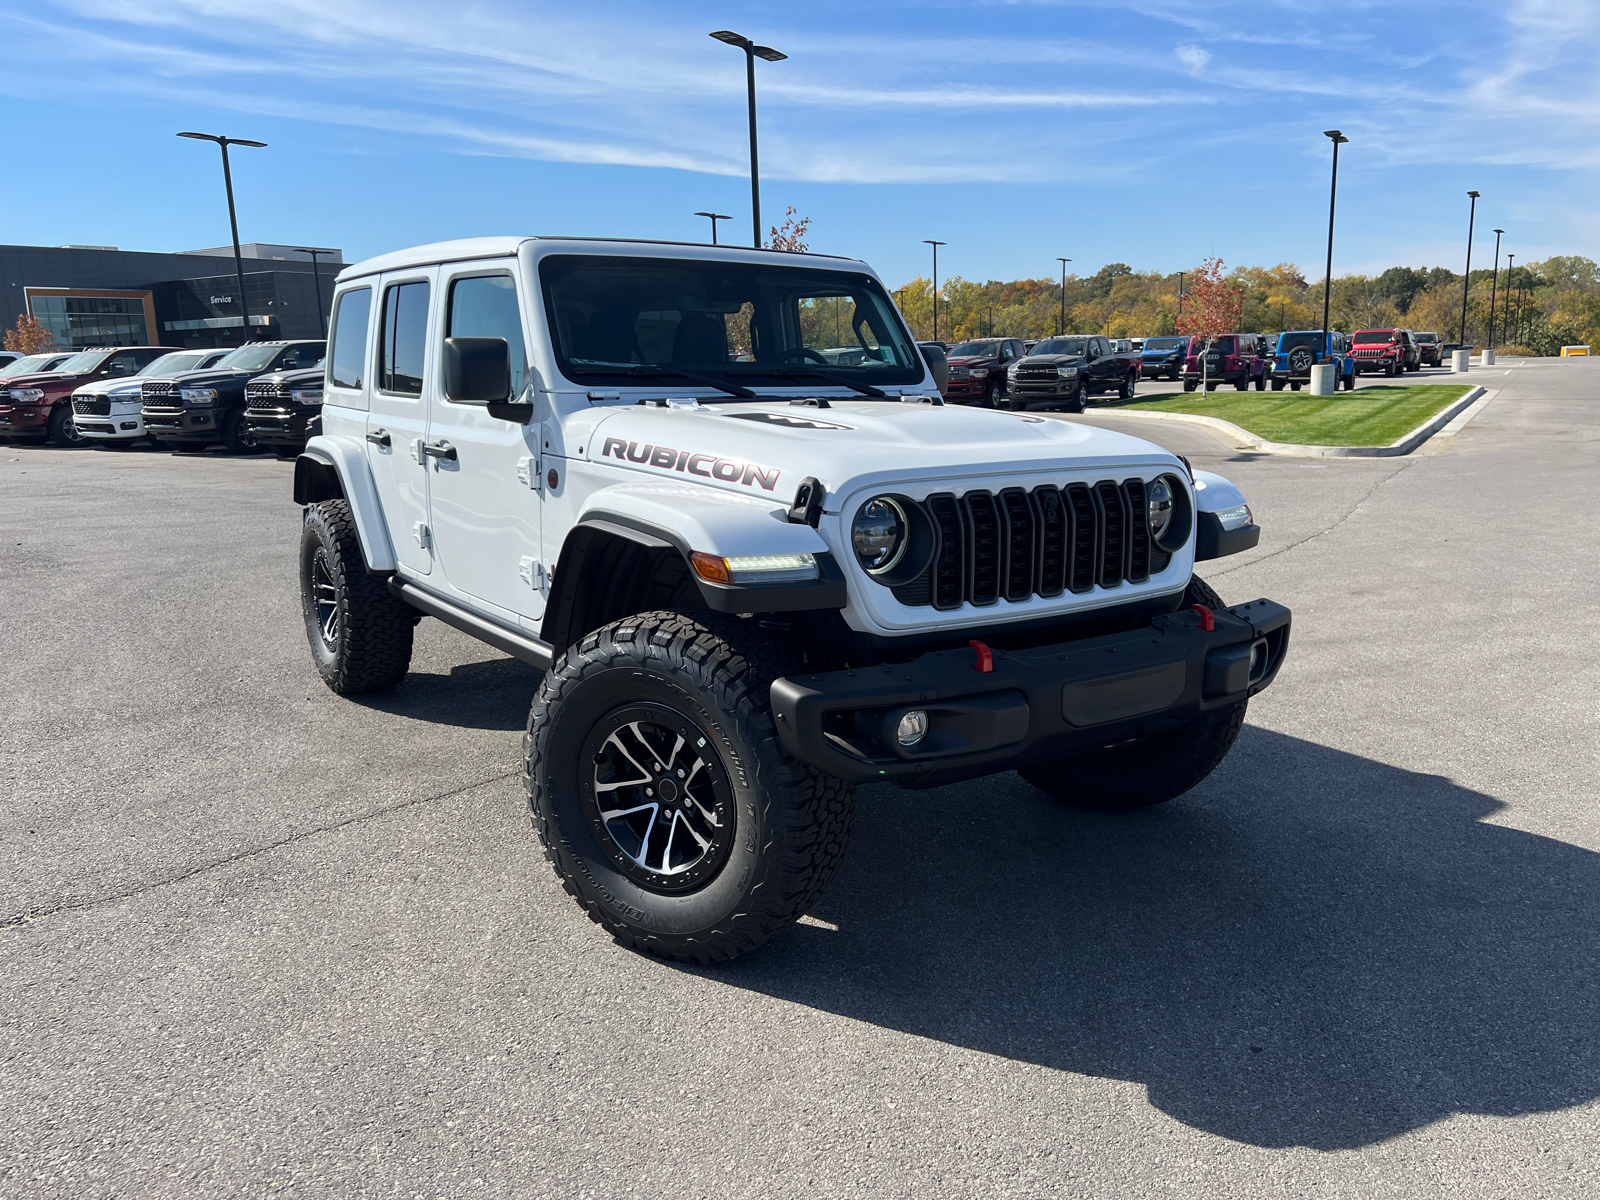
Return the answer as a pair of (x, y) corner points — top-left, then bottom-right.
(29, 295), (150, 349)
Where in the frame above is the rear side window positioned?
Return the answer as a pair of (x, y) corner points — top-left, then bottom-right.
(329, 288), (373, 390)
(446, 274), (527, 401)
(275, 343), (324, 371)
(380, 281), (430, 395)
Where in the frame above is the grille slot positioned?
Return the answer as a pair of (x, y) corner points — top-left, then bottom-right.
(890, 476), (1167, 609)
(74, 395), (111, 416)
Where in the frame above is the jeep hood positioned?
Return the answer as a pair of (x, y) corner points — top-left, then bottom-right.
(583, 400), (1182, 506)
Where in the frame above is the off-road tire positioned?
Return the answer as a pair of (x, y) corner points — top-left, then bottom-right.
(1342, 372), (1356, 391)
(1290, 382), (1302, 392)
(48, 405), (86, 448)
(1017, 575), (1247, 812)
(299, 499), (414, 694)
(1271, 379), (1284, 391)
(1254, 373), (1267, 391)
(1235, 375), (1250, 391)
(525, 611), (855, 964)
(1183, 380), (1197, 392)
(221, 407), (258, 454)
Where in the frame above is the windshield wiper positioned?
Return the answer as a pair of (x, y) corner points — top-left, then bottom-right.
(568, 364), (755, 399)
(726, 365), (888, 398)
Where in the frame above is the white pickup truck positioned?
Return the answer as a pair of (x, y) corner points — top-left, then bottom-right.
(293, 236), (1289, 963)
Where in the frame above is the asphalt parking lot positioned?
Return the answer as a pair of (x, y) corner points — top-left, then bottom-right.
(3, 357), (1597, 1199)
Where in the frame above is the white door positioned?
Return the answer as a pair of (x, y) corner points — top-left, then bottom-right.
(425, 264), (545, 621)
(365, 270), (437, 576)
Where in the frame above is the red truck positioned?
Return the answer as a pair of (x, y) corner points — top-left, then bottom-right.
(942, 337), (1028, 406)
(0, 345), (173, 446)
(1182, 333), (1266, 392)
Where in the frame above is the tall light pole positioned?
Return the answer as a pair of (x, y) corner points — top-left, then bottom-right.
(1503, 253), (1515, 345)
(295, 248), (330, 336)
(694, 211), (731, 246)
(1460, 191), (1480, 346)
(1057, 258), (1072, 335)
(178, 131), (267, 341)
(924, 240), (946, 342)
(1488, 228), (1504, 350)
(1322, 130), (1349, 354)
(710, 31), (787, 248)
(1177, 270), (1185, 321)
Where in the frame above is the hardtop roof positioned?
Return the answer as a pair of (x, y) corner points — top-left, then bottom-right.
(335, 236), (868, 285)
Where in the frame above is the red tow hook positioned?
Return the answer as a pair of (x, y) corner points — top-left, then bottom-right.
(1191, 604), (1215, 632)
(969, 639), (995, 673)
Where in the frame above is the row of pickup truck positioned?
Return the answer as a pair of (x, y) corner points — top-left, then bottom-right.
(927, 326), (1450, 411)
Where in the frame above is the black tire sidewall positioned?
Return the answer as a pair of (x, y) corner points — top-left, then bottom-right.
(49, 406), (85, 447)
(534, 656), (773, 940)
(299, 509), (345, 682)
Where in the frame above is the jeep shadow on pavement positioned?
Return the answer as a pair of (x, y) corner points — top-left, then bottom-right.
(291, 236), (1287, 965)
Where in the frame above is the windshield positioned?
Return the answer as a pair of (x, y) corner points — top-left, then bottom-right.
(1353, 330), (1396, 344)
(948, 341), (1001, 359)
(217, 344), (287, 372)
(54, 351), (111, 374)
(140, 350), (209, 376)
(539, 254), (922, 395)
(1030, 338), (1087, 356)
(1, 354), (56, 377)
(1144, 338), (1185, 351)
(1413, 332), (1437, 343)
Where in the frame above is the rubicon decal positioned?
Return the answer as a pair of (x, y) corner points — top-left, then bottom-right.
(600, 438), (781, 491)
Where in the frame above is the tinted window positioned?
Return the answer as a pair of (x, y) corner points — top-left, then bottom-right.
(274, 343), (325, 371)
(381, 282), (430, 395)
(105, 351), (145, 375)
(329, 288), (373, 390)
(446, 274), (527, 400)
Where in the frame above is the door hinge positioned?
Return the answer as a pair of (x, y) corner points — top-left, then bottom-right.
(413, 522), (432, 550)
(516, 455), (541, 491)
(518, 555), (547, 593)
(411, 438), (426, 464)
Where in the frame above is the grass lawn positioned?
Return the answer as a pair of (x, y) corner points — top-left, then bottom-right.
(1116, 384), (1475, 446)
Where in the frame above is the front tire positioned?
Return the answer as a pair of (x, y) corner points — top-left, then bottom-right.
(48, 406), (87, 448)
(1018, 576), (1246, 812)
(299, 500), (415, 694)
(1118, 373), (1135, 400)
(221, 407), (258, 454)
(526, 612), (854, 964)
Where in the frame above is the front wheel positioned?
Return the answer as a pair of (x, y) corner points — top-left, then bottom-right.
(526, 612), (854, 964)
(1118, 373), (1135, 400)
(221, 408), (258, 454)
(48, 406), (87, 448)
(1067, 381), (1088, 412)
(300, 500), (415, 694)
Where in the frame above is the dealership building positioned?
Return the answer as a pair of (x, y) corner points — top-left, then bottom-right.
(0, 242), (342, 350)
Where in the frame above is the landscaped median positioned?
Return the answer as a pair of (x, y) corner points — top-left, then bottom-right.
(1118, 384), (1476, 447)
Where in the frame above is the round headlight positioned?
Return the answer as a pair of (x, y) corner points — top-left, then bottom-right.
(1148, 476), (1175, 540)
(852, 496), (907, 575)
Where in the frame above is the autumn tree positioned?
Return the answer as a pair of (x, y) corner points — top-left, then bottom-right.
(4, 313), (54, 355)
(768, 206), (811, 253)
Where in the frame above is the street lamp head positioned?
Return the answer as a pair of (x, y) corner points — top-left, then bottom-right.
(923, 239), (946, 247)
(710, 30), (749, 48)
(1323, 129), (1349, 143)
(177, 131), (219, 142)
(1493, 228), (1504, 235)
(694, 211), (731, 221)
(752, 45), (787, 61)
(1468, 190), (1480, 198)
(177, 131), (267, 148)
(230, 139), (268, 148)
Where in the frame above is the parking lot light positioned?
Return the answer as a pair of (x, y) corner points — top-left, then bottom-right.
(1461, 191), (1480, 346)
(1504, 253), (1515, 345)
(710, 31), (787, 248)
(693, 212), (731, 246)
(177, 132), (267, 342)
(1488, 229), (1504, 351)
(925, 240), (947, 342)
(1057, 258), (1072, 336)
(295, 248), (331, 336)
(1321, 130), (1348, 361)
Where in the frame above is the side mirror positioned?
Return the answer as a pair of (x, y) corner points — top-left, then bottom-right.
(444, 337), (511, 403)
(918, 343), (948, 396)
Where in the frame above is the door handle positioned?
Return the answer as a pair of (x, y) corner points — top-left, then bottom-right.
(422, 440), (457, 462)
(366, 429), (391, 447)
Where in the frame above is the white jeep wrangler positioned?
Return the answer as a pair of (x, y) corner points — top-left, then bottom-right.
(293, 237), (1289, 963)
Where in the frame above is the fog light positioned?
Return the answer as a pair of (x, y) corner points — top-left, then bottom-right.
(896, 710), (929, 747)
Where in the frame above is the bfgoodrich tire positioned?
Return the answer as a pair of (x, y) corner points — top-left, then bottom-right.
(526, 611), (854, 964)
(1017, 575), (1247, 812)
(299, 499), (415, 694)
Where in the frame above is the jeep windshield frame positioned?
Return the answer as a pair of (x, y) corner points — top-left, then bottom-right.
(538, 254), (923, 398)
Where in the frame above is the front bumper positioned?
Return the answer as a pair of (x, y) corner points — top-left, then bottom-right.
(1009, 378), (1079, 399)
(0, 405), (48, 434)
(245, 405), (317, 448)
(142, 406), (222, 442)
(771, 598), (1290, 786)
(77, 408), (147, 440)
(944, 378), (991, 398)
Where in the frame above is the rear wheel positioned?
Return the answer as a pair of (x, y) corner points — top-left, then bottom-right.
(526, 611), (854, 964)
(1017, 576), (1246, 812)
(1343, 372), (1356, 391)
(1182, 380), (1197, 393)
(1254, 372), (1267, 391)
(299, 499), (415, 694)
(48, 406), (86, 448)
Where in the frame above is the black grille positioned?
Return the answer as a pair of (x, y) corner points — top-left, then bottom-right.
(73, 395), (111, 416)
(246, 380), (287, 401)
(141, 380), (177, 402)
(894, 478), (1163, 610)
(1014, 365), (1060, 382)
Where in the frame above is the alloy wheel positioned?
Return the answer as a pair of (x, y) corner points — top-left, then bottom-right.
(311, 549), (339, 648)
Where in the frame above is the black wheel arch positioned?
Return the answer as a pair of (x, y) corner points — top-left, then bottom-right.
(293, 448), (345, 505)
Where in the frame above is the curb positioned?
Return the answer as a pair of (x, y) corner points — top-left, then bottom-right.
(1095, 385), (1486, 458)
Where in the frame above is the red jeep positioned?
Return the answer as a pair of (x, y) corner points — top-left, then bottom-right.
(0, 345), (173, 446)
(1182, 333), (1265, 392)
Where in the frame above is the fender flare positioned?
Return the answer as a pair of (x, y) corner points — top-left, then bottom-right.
(1191, 469), (1261, 561)
(294, 435), (397, 572)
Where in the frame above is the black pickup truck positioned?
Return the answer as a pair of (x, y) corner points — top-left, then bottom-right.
(142, 340), (324, 453)
(1004, 334), (1141, 412)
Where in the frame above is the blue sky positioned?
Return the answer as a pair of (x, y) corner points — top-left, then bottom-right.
(2, 0), (1596, 287)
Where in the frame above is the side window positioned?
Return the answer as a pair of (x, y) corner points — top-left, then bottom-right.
(329, 288), (373, 390)
(106, 351), (142, 375)
(380, 281), (430, 396)
(445, 274), (527, 401)
(275, 344), (321, 371)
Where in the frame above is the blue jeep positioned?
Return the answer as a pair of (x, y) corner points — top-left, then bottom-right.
(1139, 335), (1190, 381)
(1271, 330), (1356, 391)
